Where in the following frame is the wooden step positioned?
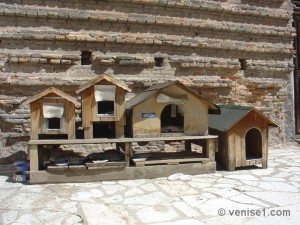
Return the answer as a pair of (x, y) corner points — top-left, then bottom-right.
(132, 157), (210, 167)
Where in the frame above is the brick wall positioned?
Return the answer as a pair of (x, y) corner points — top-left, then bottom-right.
(0, 0), (295, 163)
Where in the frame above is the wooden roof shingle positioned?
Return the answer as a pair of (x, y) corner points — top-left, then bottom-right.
(75, 74), (131, 94)
(208, 105), (277, 132)
(22, 87), (80, 106)
(126, 80), (219, 112)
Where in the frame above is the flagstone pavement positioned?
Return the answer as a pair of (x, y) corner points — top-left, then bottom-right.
(1, 143), (300, 225)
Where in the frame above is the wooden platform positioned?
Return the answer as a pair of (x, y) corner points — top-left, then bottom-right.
(28, 135), (218, 183)
(29, 161), (216, 184)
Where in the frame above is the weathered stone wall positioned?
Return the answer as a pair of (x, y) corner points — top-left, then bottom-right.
(0, 0), (295, 163)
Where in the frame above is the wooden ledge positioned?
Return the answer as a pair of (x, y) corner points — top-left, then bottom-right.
(28, 135), (218, 145)
(132, 157), (210, 167)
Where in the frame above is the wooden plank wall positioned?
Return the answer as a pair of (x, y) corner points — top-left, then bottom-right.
(82, 87), (94, 139)
(228, 110), (269, 170)
(65, 101), (75, 140)
(131, 84), (209, 137)
(30, 100), (41, 140)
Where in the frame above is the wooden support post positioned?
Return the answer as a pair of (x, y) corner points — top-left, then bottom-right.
(227, 134), (236, 171)
(206, 139), (216, 161)
(117, 142), (132, 167)
(30, 144), (39, 171)
(82, 87), (93, 139)
(66, 101), (76, 140)
(262, 127), (268, 169)
(84, 125), (93, 139)
(124, 142), (132, 167)
(30, 101), (40, 140)
(262, 158), (268, 169)
(115, 121), (124, 138)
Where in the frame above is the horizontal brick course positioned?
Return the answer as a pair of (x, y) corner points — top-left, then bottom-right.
(0, 0), (295, 163)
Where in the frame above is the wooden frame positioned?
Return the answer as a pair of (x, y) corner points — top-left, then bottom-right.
(28, 135), (218, 183)
(23, 87), (79, 140)
(76, 74), (131, 139)
(209, 106), (277, 171)
(24, 77), (220, 184)
(293, 8), (300, 135)
(126, 80), (220, 137)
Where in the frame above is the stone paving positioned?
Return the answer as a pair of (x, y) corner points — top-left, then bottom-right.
(1, 144), (300, 225)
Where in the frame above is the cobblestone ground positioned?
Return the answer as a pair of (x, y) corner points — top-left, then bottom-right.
(1, 144), (300, 225)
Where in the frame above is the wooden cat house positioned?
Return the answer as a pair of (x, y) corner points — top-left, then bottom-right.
(126, 80), (220, 137)
(23, 87), (80, 140)
(76, 74), (131, 139)
(208, 105), (277, 171)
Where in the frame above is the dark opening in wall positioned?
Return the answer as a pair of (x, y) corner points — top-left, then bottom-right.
(38, 134), (68, 140)
(154, 57), (164, 67)
(81, 51), (92, 65)
(239, 59), (247, 70)
(97, 101), (115, 115)
(93, 122), (115, 138)
(161, 104), (184, 133)
(246, 128), (262, 159)
(46, 118), (61, 130)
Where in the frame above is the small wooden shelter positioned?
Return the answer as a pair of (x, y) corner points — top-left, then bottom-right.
(126, 80), (219, 137)
(208, 105), (277, 171)
(76, 74), (131, 139)
(23, 87), (80, 140)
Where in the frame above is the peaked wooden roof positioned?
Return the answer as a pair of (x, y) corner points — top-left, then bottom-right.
(75, 74), (132, 94)
(208, 105), (277, 132)
(22, 87), (80, 106)
(126, 80), (219, 113)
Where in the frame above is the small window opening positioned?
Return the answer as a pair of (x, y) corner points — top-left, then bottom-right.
(239, 59), (247, 70)
(97, 101), (115, 115)
(81, 51), (92, 65)
(195, 32), (199, 36)
(46, 118), (61, 130)
(154, 57), (164, 67)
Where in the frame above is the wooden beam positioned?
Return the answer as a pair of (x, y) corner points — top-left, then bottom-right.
(82, 87), (93, 128)
(206, 138), (216, 161)
(65, 101), (75, 139)
(76, 74), (131, 94)
(30, 101), (41, 140)
(262, 127), (268, 168)
(29, 135), (218, 145)
(29, 162), (216, 184)
(143, 158), (210, 165)
(29, 144), (39, 171)
(115, 121), (124, 138)
(23, 87), (79, 106)
(84, 126), (93, 139)
(124, 142), (132, 167)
